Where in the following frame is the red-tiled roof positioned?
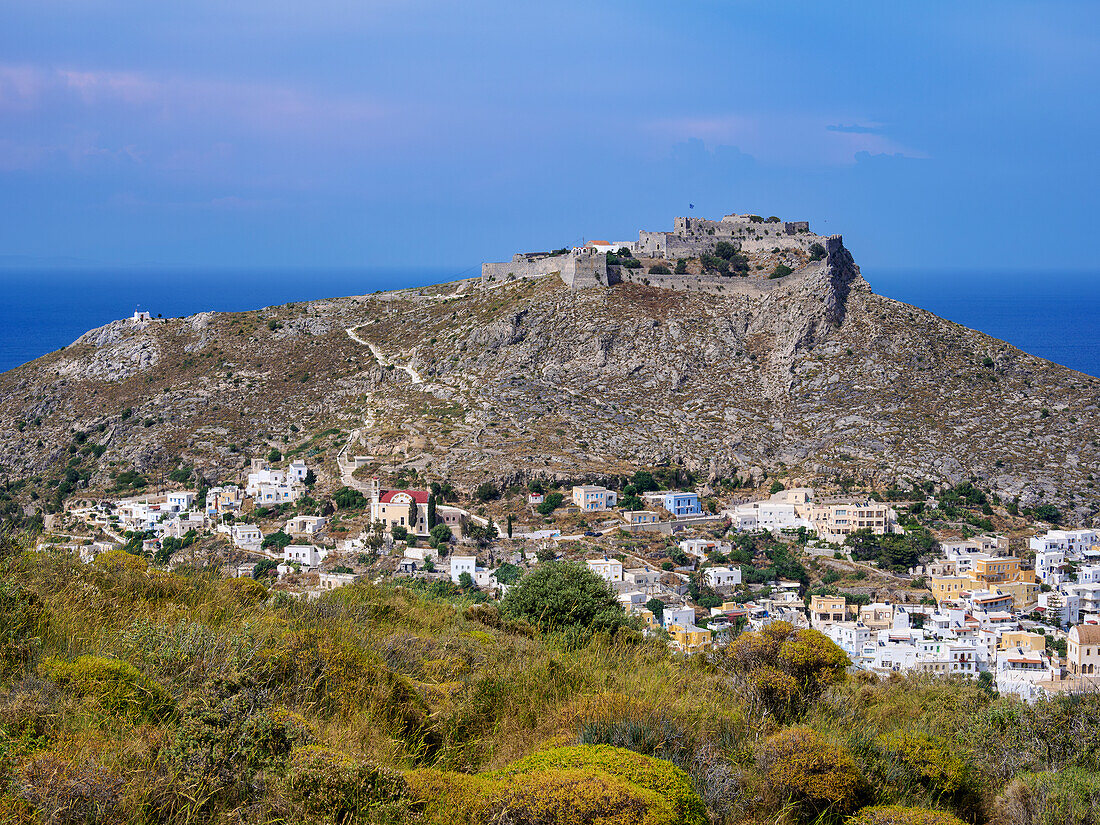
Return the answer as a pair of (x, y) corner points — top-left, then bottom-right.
(380, 489), (430, 504)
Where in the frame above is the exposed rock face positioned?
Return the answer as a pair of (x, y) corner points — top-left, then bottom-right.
(1, 239), (1099, 521)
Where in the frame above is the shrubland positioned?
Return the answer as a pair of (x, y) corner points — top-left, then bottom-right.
(3, 534), (1100, 824)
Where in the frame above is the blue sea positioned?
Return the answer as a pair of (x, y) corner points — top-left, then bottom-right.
(1, 266), (1098, 377)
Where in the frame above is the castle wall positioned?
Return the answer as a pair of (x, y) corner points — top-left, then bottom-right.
(481, 253), (570, 283)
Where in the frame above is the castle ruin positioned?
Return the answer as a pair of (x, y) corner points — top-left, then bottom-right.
(481, 212), (831, 292)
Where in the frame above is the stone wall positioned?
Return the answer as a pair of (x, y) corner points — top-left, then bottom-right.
(481, 253), (570, 283)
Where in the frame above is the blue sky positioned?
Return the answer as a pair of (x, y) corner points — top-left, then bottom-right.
(0, 1), (1097, 271)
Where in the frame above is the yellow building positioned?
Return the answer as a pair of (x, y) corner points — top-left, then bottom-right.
(668, 624), (710, 653)
(809, 595), (847, 630)
(971, 556), (1023, 587)
(930, 575), (971, 603)
(994, 579), (1041, 612)
(998, 630), (1047, 653)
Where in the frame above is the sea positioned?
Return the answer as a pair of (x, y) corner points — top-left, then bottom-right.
(0, 266), (1098, 377)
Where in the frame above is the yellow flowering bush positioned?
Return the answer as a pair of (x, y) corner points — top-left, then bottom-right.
(498, 744), (707, 825)
(757, 726), (868, 817)
(848, 804), (967, 825)
(404, 744), (705, 825)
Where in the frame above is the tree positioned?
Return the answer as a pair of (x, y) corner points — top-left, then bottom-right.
(408, 498), (418, 532)
(430, 523), (452, 545)
(809, 242), (826, 261)
(536, 492), (564, 516)
(333, 487), (367, 510)
(267, 448), (282, 463)
(645, 598), (664, 621)
(427, 494), (437, 529)
(493, 562), (522, 585)
(458, 571), (475, 590)
(262, 530), (292, 551)
(391, 525), (408, 542)
(631, 471), (658, 492)
(674, 258), (688, 275)
(476, 482), (500, 502)
(769, 264), (793, 279)
(253, 558), (279, 579)
(501, 561), (632, 644)
(506, 514), (513, 538)
(303, 469), (317, 488)
(1035, 503), (1062, 524)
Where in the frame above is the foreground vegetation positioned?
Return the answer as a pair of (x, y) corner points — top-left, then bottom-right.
(2, 536), (1100, 824)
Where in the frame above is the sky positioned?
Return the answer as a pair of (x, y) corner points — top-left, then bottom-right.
(0, 1), (1097, 272)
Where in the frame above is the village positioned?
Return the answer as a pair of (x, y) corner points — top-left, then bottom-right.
(31, 436), (1100, 704)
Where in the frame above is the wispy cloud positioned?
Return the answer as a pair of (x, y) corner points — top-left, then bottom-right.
(826, 123), (884, 134)
(648, 113), (925, 166)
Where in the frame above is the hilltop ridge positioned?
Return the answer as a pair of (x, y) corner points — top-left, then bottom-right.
(1, 215), (1098, 523)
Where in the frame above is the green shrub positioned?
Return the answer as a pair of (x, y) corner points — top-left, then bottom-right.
(770, 263), (793, 279)
(536, 492), (564, 516)
(41, 655), (174, 722)
(994, 768), (1100, 825)
(649, 264), (672, 275)
(809, 242), (827, 261)
(501, 562), (633, 644)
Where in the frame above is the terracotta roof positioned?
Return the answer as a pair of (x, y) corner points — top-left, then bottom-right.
(379, 489), (430, 504)
(1072, 624), (1100, 645)
(586, 240), (610, 245)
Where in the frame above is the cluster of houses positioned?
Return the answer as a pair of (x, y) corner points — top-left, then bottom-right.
(565, 484), (899, 543)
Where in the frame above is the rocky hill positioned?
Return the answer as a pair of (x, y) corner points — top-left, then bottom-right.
(2, 237), (1099, 521)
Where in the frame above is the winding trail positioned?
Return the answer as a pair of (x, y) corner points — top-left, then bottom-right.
(345, 326), (423, 384)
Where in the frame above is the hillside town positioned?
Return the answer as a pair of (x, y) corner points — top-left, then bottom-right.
(34, 442), (1100, 704)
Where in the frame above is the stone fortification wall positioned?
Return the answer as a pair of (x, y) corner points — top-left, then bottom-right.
(638, 214), (815, 258)
(481, 253), (570, 283)
(481, 251), (616, 289)
(562, 252), (618, 289)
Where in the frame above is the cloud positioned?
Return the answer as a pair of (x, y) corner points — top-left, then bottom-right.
(648, 113), (925, 167)
(826, 123), (884, 134)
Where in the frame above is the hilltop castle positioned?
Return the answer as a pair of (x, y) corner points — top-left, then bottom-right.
(481, 212), (833, 291)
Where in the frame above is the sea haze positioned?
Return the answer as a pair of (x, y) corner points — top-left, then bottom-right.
(0, 267), (1097, 378)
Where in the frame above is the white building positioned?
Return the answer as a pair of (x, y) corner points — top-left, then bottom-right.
(451, 555), (477, 584)
(1030, 529), (1099, 555)
(587, 558), (624, 583)
(624, 568), (662, 593)
(286, 515), (327, 536)
(662, 605), (696, 631)
(703, 566), (741, 589)
(229, 524), (262, 550)
(679, 539), (728, 559)
(724, 500), (811, 533)
(288, 460), (309, 482)
(320, 572), (358, 590)
(246, 459), (304, 505)
(825, 622), (873, 658)
(283, 544), (328, 568)
(166, 491), (196, 512)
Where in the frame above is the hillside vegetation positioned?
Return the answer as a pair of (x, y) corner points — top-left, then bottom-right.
(3, 535), (1100, 824)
